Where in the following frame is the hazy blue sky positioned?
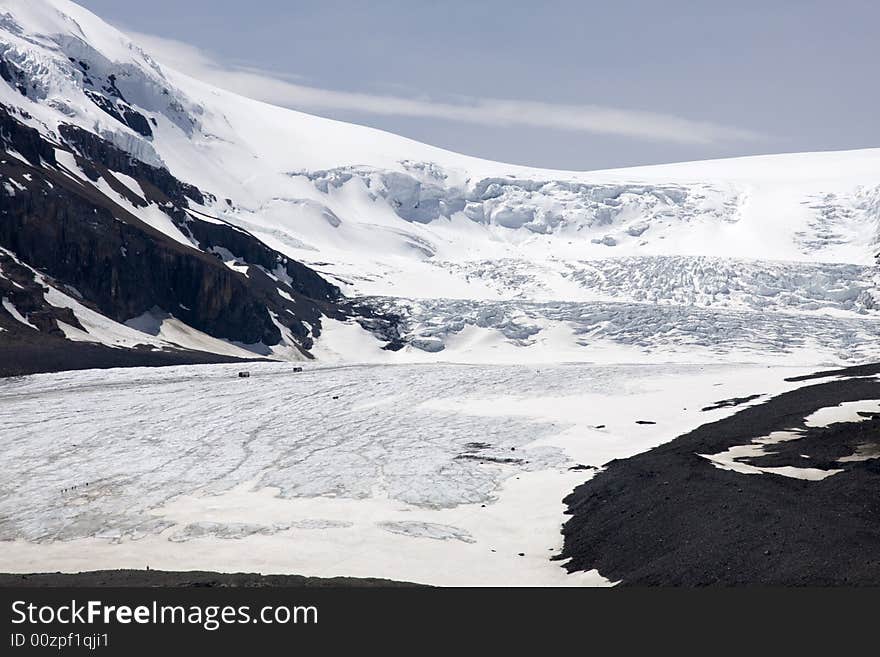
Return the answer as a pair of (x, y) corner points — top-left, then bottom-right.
(78, 0), (878, 170)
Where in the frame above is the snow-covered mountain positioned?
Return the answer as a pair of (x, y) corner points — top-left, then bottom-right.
(2, 0), (880, 372)
(5, 0), (880, 590)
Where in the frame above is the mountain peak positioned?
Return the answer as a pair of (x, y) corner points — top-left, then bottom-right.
(2, 0), (880, 372)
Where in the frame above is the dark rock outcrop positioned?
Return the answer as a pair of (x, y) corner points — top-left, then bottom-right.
(0, 104), (402, 373)
(0, 252), (83, 336)
(0, 55), (28, 97)
(0, 105), (56, 165)
(59, 123), (200, 205)
(1, 148), (284, 346)
(558, 365), (880, 585)
(83, 89), (153, 138)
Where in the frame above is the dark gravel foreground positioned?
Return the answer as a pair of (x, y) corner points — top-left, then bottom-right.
(558, 362), (880, 585)
(0, 570), (419, 587)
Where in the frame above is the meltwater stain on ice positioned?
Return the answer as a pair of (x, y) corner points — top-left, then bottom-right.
(376, 521), (476, 544)
(168, 522), (292, 543)
(289, 519), (354, 530)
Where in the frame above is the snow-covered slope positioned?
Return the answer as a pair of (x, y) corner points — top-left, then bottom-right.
(2, 0), (880, 366)
(4, 0), (879, 265)
(5, 0), (880, 589)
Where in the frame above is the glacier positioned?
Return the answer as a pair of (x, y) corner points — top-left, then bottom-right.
(2, 0), (880, 585)
(2, 0), (880, 365)
(0, 360), (817, 585)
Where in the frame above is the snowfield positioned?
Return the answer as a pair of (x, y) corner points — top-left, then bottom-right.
(2, 0), (880, 363)
(0, 361), (815, 585)
(2, 0), (880, 585)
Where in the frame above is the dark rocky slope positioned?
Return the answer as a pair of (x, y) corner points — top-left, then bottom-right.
(558, 362), (880, 585)
(0, 104), (401, 375)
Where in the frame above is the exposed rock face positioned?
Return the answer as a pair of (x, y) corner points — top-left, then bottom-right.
(83, 88), (153, 138)
(558, 363), (880, 585)
(0, 105), (399, 374)
(0, 250), (82, 336)
(0, 54), (27, 98)
(58, 124), (200, 205)
(0, 106), (55, 165)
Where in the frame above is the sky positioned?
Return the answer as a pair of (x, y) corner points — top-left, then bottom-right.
(75, 0), (879, 171)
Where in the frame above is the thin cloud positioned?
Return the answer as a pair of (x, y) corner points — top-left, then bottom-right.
(128, 30), (760, 145)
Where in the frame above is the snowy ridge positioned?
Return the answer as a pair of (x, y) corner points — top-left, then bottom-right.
(5, 0), (880, 589)
(1, 0), (880, 365)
